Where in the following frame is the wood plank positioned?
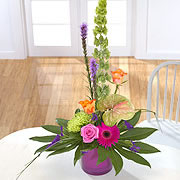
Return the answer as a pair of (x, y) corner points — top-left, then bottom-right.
(0, 57), (179, 139)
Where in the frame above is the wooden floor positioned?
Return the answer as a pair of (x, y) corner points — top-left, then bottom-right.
(0, 57), (179, 139)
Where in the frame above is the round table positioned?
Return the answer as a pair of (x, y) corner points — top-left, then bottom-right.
(0, 128), (180, 180)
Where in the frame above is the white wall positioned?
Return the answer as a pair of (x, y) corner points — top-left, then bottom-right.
(135, 0), (180, 59)
(0, 0), (26, 59)
(0, 0), (180, 59)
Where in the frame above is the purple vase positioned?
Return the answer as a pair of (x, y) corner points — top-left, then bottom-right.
(81, 148), (112, 176)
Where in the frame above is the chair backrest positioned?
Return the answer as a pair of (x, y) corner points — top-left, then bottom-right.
(147, 61), (180, 122)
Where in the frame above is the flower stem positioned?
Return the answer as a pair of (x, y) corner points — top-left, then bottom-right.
(93, 76), (97, 100)
(82, 38), (94, 100)
(114, 84), (120, 94)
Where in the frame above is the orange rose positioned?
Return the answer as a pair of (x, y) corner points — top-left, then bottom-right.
(111, 68), (127, 84)
(79, 99), (96, 114)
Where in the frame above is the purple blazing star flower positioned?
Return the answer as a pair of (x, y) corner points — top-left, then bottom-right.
(90, 58), (99, 82)
(124, 120), (134, 129)
(80, 23), (88, 39)
(47, 134), (60, 149)
(46, 126), (63, 149)
(130, 141), (140, 153)
(91, 113), (98, 121)
(60, 126), (64, 137)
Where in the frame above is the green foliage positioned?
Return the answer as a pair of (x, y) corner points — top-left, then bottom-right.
(34, 145), (48, 155)
(74, 144), (83, 166)
(47, 133), (83, 158)
(56, 118), (69, 134)
(97, 146), (108, 165)
(80, 141), (98, 152)
(96, 84), (110, 98)
(47, 143), (79, 158)
(118, 111), (141, 132)
(117, 140), (132, 149)
(41, 125), (62, 134)
(75, 108), (81, 114)
(115, 145), (151, 168)
(120, 127), (158, 140)
(107, 148), (123, 176)
(116, 140), (160, 154)
(33, 135), (81, 154)
(30, 136), (57, 143)
(56, 118), (68, 128)
(134, 142), (160, 154)
(93, 0), (111, 100)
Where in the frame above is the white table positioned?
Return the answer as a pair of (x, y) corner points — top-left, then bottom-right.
(0, 128), (180, 180)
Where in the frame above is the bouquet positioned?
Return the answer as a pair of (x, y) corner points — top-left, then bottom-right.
(17, 0), (160, 178)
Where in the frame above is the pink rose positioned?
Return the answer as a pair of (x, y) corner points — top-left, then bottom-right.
(81, 124), (99, 143)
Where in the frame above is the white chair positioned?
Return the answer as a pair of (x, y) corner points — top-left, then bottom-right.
(137, 61), (180, 149)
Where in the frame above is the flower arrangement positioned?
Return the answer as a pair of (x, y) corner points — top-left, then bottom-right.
(17, 0), (160, 178)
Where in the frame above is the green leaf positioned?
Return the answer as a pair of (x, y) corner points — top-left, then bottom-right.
(56, 118), (68, 128)
(118, 111), (141, 132)
(134, 142), (160, 154)
(68, 132), (82, 140)
(46, 142), (72, 151)
(107, 148), (123, 176)
(34, 138), (76, 155)
(117, 140), (132, 149)
(120, 127), (158, 140)
(47, 143), (78, 158)
(34, 145), (48, 154)
(81, 141), (98, 152)
(115, 145), (151, 168)
(41, 125), (61, 134)
(75, 109), (81, 114)
(126, 110), (141, 127)
(97, 146), (108, 165)
(74, 144), (83, 166)
(30, 135), (56, 143)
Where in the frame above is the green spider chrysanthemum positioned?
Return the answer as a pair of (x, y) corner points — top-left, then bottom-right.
(67, 112), (91, 132)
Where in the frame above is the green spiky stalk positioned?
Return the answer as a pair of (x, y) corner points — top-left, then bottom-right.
(93, 0), (111, 100)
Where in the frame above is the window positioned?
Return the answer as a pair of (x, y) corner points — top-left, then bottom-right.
(25, 0), (132, 56)
(31, 0), (71, 46)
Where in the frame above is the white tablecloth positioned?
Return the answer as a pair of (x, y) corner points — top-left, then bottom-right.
(0, 128), (180, 180)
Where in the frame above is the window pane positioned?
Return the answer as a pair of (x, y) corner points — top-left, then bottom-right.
(31, 0), (70, 24)
(107, 24), (126, 46)
(88, 0), (127, 46)
(107, 1), (127, 24)
(88, 1), (98, 24)
(88, 24), (126, 46)
(88, 25), (95, 47)
(33, 25), (71, 46)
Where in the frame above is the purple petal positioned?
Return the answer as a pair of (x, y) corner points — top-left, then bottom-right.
(80, 23), (88, 39)
(47, 134), (60, 149)
(129, 141), (140, 153)
(60, 126), (64, 136)
(124, 121), (134, 129)
(91, 113), (98, 121)
(89, 58), (99, 82)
